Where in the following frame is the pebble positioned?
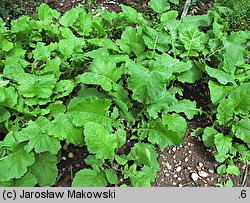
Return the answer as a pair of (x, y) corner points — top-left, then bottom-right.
(208, 168), (214, 174)
(59, 3), (63, 6)
(173, 182), (177, 186)
(68, 152), (74, 158)
(177, 177), (182, 181)
(187, 167), (192, 170)
(179, 184), (183, 187)
(61, 156), (67, 161)
(198, 162), (203, 168)
(191, 172), (199, 181)
(185, 157), (188, 162)
(198, 171), (209, 178)
(165, 162), (172, 170)
(176, 166), (182, 173)
(188, 150), (192, 154)
(173, 174), (177, 178)
(165, 173), (170, 177)
(172, 147), (176, 152)
(75, 163), (80, 168)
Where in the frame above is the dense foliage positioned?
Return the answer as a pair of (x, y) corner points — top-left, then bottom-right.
(0, 0), (249, 186)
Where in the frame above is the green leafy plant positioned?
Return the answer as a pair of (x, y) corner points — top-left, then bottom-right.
(0, 2), (249, 187)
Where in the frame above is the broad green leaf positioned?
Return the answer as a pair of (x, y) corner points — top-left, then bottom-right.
(117, 27), (145, 57)
(216, 99), (234, 125)
(68, 97), (112, 128)
(142, 26), (170, 52)
(58, 39), (74, 58)
(76, 57), (122, 91)
(36, 57), (61, 80)
(226, 164), (240, 176)
(160, 10), (178, 22)
(0, 144), (35, 181)
(78, 10), (93, 36)
(87, 38), (120, 52)
(208, 80), (235, 105)
(149, 0), (170, 13)
(148, 119), (182, 150)
(33, 42), (51, 60)
(128, 143), (158, 167)
(223, 44), (244, 75)
(121, 5), (143, 24)
(214, 133), (232, 162)
(53, 80), (75, 99)
(178, 65), (203, 83)
(47, 113), (84, 146)
(38, 3), (60, 22)
(72, 169), (107, 187)
(124, 164), (151, 187)
(232, 118), (250, 144)
(46, 101), (66, 118)
(205, 66), (235, 85)
(59, 8), (80, 27)
(84, 155), (103, 168)
(2, 39), (13, 52)
(0, 106), (10, 123)
(162, 113), (187, 136)
(127, 62), (166, 104)
(167, 99), (199, 120)
(0, 171), (37, 187)
(115, 129), (126, 148)
(147, 90), (177, 118)
(84, 122), (117, 160)
(30, 153), (58, 186)
(228, 84), (250, 115)
(105, 169), (118, 185)
(179, 25), (207, 56)
(18, 74), (55, 99)
(202, 127), (217, 147)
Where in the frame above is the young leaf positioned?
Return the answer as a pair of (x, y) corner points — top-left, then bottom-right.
(202, 127), (217, 147)
(72, 169), (107, 187)
(214, 133), (232, 162)
(30, 153), (58, 186)
(84, 122), (117, 160)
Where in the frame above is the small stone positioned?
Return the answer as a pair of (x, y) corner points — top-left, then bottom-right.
(68, 152), (74, 158)
(61, 156), (67, 161)
(176, 166), (182, 173)
(179, 183), (183, 187)
(59, 3), (63, 6)
(185, 157), (188, 162)
(177, 177), (182, 181)
(173, 174), (177, 178)
(208, 168), (214, 174)
(165, 173), (170, 177)
(198, 162), (203, 168)
(196, 166), (201, 171)
(173, 182), (177, 186)
(75, 163), (80, 168)
(191, 172), (199, 181)
(198, 171), (209, 178)
(187, 143), (191, 146)
(165, 162), (172, 170)
(172, 147), (176, 152)
(187, 167), (192, 170)
(188, 150), (192, 154)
